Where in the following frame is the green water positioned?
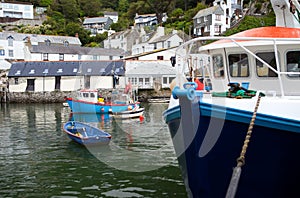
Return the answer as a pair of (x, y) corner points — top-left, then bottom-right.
(0, 103), (186, 197)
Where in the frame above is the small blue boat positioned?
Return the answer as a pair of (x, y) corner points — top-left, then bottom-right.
(63, 121), (112, 145)
(65, 89), (139, 114)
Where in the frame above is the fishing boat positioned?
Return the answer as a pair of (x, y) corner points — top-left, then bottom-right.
(65, 89), (140, 114)
(163, 1), (300, 197)
(63, 121), (112, 145)
(112, 106), (144, 119)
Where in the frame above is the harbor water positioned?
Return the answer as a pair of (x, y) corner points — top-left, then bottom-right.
(0, 102), (187, 197)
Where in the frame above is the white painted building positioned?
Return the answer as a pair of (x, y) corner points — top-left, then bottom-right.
(131, 27), (185, 58)
(104, 11), (118, 23)
(134, 13), (168, 29)
(125, 60), (176, 89)
(8, 61), (126, 92)
(0, 32), (81, 62)
(104, 27), (141, 56)
(83, 17), (114, 36)
(125, 47), (177, 61)
(0, 1), (34, 19)
(193, 0), (243, 36)
(26, 44), (125, 61)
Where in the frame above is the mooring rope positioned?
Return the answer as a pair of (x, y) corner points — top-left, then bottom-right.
(225, 92), (264, 198)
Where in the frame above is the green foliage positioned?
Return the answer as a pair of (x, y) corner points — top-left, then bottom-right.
(78, 0), (102, 17)
(40, 0), (53, 7)
(118, 0), (130, 13)
(65, 22), (91, 45)
(224, 15), (276, 36)
(170, 8), (184, 18)
(164, 3), (206, 35)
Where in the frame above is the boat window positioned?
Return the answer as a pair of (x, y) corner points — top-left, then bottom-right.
(256, 52), (278, 77)
(212, 54), (224, 78)
(286, 51), (300, 78)
(229, 53), (249, 77)
(83, 93), (89, 97)
(90, 93), (95, 98)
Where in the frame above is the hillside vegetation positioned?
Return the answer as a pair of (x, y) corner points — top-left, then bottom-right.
(5, 0), (275, 46)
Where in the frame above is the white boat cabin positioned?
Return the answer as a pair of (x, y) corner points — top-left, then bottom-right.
(176, 31), (300, 97)
(76, 89), (135, 104)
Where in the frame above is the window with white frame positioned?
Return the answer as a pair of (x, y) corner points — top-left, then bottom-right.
(8, 50), (13, 57)
(215, 14), (221, 21)
(204, 16), (208, 21)
(167, 41), (171, 48)
(145, 78), (150, 85)
(139, 78), (143, 86)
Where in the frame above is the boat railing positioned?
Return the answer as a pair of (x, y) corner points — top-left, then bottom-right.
(175, 36), (300, 98)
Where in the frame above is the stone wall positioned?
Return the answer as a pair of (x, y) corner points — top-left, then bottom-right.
(7, 88), (171, 103)
(8, 91), (76, 103)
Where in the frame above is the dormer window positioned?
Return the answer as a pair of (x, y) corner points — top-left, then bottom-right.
(7, 36), (14, 46)
(45, 39), (51, 46)
(64, 40), (69, 47)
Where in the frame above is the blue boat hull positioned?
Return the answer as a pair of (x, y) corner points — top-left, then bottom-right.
(66, 99), (136, 114)
(164, 100), (300, 197)
(63, 121), (111, 145)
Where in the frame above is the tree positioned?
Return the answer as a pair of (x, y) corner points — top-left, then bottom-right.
(65, 22), (91, 46)
(78, 0), (102, 17)
(118, 0), (130, 13)
(142, 0), (175, 24)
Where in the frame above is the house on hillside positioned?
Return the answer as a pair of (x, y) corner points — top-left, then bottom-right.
(125, 60), (176, 89)
(193, 0), (244, 37)
(25, 43), (125, 61)
(131, 27), (186, 58)
(0, 32), (81, 70)
(134, 13), (168, 29)
(103, 27), (141, 56)
(125, 47), (178, 61)
(7, 60), (126, 92)
(104, 11), (118, 23)
(0, 1), (34, 19)
(83, 17), (114, 36)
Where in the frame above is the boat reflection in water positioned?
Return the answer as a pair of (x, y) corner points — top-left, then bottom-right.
(67, 103), (177, 173)
(68, 112), (112, 130)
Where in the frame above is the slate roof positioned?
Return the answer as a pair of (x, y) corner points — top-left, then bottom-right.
(149, 34), (174, 44)
(29, 44), (125, 56)
(125, 61), (176, 77)
(8, 61), (125, 77)
(193, 6), (224, 19)
(0, 32), (81, 45)
(83, 17), (110, 24)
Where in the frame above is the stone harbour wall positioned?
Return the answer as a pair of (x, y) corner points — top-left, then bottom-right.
(8, 91), (76, 103)
(6, 88), (172, 103)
